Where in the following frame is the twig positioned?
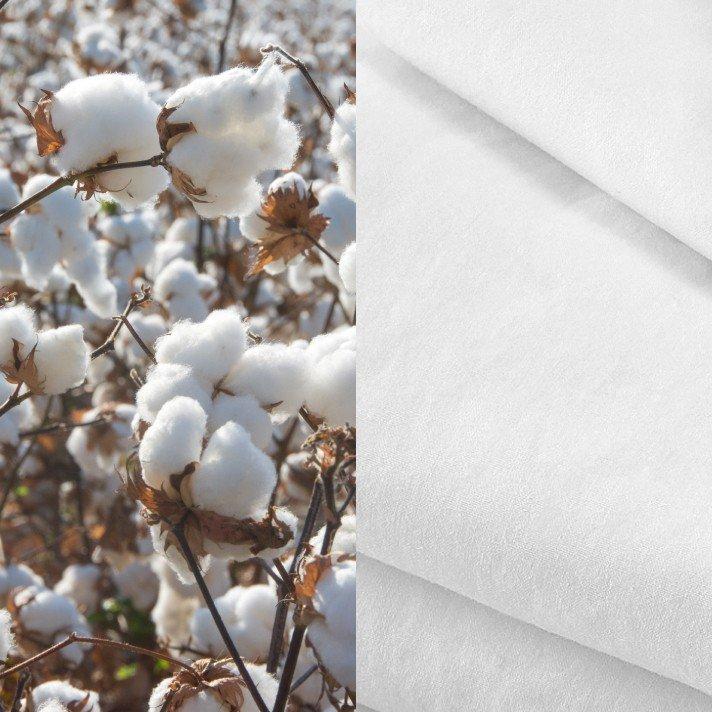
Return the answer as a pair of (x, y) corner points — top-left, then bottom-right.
(171, 521), (270, 712)
(0, 154), (166, 226)
(303, 232), (339, 267)
(261, 45), (334, 119)
(10, 669), (29, 712)
(272, 626), (307, 712)
(90, 286), (152, 360)
(217, 0), (238, 73)
(0, 383), (32, 420)
(266, 477), (323, 673)
(19, 414), (108, 438)
(298, 406), (319, 433)
(117, 315), (157, 364)
(0, 633), (196, 680)
(196, 218), (206, 273)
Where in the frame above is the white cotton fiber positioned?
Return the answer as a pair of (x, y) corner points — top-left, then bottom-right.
(136, 363), (212, 423)
(11, 213), (62, 290)
(155, 308), (246, 386)
(0, 563), (44, 597)
(189, 421), (275, 520)
(190, 583), (277, 661)
(32, 681), (101, 711)
(0, 379), (29, 444)
(225, 342), (309, 416)
(0, 303), (36, 367)
(36, 702), (68, 712)
(328, 99), (356, 199)
(138, 396), (207, 491)
(339, 241), (356, 294)
(113, 561), (158, 611)
(21, 176), (85, 233)
(50, 73), (168, 207)
(153, 258), (214, 323)
(163, 62), (299, 219)
(311, 514), (356, 555)
(304, 329), (355, 425)
(54, 564), (101, 613)
(307, 558), (356, 692)
(0, 169), (19, 210)
(33, 324), (89, 394)
(209, 393), (273, 450)
(0, 609), (13, 661)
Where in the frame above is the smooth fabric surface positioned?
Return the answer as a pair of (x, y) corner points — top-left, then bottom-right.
(361, 0), (712, 261)
(359, 556), (712, 712)
(357, 27), (712, 705)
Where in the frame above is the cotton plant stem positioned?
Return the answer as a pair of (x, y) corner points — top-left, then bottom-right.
(217, 0), (238, 72)
(261, 45), (335, 119)
(0, 633), (196, 680)
(289, 663), (317, 694)
(171, 521), (271, 712)
(10, 669), (29, 712)
(90, 286), (152, 360)
(0, 153), (166, 226)
(266, 477), (323, 673)
(0, 384), (32, 419)
(272, 626), (306, 712)
(19, 414), (108, 438)
(117, 315), (157, 363)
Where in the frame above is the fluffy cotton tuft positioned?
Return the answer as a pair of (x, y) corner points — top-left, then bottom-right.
(54, 564), (102, 613)
(139, 396), (207, 491)
(50, 73), (168, 207)
(32, 681), (101, 712)
(339, 242), (356, 293)
(163, 62), (299, 218)
(328, 99), (356, 199)
(153, 258), (215, 322)
(0, 303), (36, 368)
(33, 325), (89, 394)
(307, 558), (355, 692)
(189, 421), (275, 520)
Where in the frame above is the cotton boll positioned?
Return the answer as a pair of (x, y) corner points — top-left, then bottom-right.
(191, 584), (277, 661)
(33, 324), (89, 394)
(339, 241), (355, 294)
(139, 396), (207, 491)
(21, 175), (85, 233)
(0, 378), (30, 444)
(310, 514), (356, 555)
(165, 216), (199, 244)
(209, 393), (272, 449)
(0, 239), (22, 281)
(306, 348), (355, 425)
(328, 99), (356, 199)
(317, 185), (355, 287)
(0, 563), (44, 597)
(136, 363), (212, 424)
(0, 609), (13, 661)
(268, 170), (308, 198)
(147, 240), (192, 280)
(0, 303), (36, 366)
(153, 258), (214, 323)
(32, 681), (101, 712)
(113, 561), (159, 611)
(225, 342), (309, 417)
(287, 259), (317, 295)
(307, 559), (355, 692)
(50, 74), (167, 207)
(36, 702), (68, 712)
(11, 213), (62, 289)
(75, 22), (122, 69)
(189, 421), (275, 520)
(154, 308), (246, 387)
(54, 563), (101, 613)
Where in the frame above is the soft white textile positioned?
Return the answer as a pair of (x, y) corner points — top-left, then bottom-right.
(359, 556), (712, 712)
(361, 0), (712, 260)
(358, 28), (712, 704)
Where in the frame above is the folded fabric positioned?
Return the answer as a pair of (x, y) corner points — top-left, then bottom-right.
(361, 0), (712, 261)
(359, 556), (712, 712)
(358, 30), (712, 700)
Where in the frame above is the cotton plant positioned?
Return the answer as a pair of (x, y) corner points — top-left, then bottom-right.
(152, 257), (216, 322)
(96, 209), (158, 282)
(32, 680), (101, 711)
(327, 92), (355, 199)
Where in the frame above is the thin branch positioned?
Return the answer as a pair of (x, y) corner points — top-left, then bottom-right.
(10, 669), (29, 712)
(289, 663), (317, 694)
(19, 414), (108, 438)
(117, 315), (157, 364)
(171, 521), (270, 712)
(0, 384), (32, 420)
(0, 633), (196, 680)
(299, 406), (320, 433)
(90, 285), (152, 360)
(303, 232), (339, 267)
(261, 45), (335, 119)
(272, 626), (307, 712)
(217, 0), (238, 73)
(0, 154), (166, 227)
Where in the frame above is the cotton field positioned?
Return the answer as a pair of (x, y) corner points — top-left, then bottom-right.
(0, 0), (355, 709)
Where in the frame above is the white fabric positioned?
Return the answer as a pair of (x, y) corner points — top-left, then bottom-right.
(357, 24), (712, 707)
(361, 0), (712, 260)
(359, 556), (712, 712)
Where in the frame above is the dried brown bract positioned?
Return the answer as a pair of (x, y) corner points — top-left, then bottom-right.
(18, 90), (64, 157)
(247, 186), (330, 276)
(160, 659), (246, 711)
(0, 339), (45, 394)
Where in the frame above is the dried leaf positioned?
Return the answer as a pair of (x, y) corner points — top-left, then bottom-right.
(169, 165), (210, 204)
(67, 693), (92, 711)
(75, 153), (118, 201)
(18, 90), (64, 157)
(157, 105), (196, 152)
(0, 339), (45, 394)
(247, 186), (330, 276)
(343, 84), (356, 104)
(294, 554), (332, 604)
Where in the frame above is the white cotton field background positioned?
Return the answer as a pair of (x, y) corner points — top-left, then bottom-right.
(0, 0), (354, 708)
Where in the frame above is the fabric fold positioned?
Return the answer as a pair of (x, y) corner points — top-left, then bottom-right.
(359, 556), (712, 711)
(360, 0), (712, 261)
(358, 31), (712, 697)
